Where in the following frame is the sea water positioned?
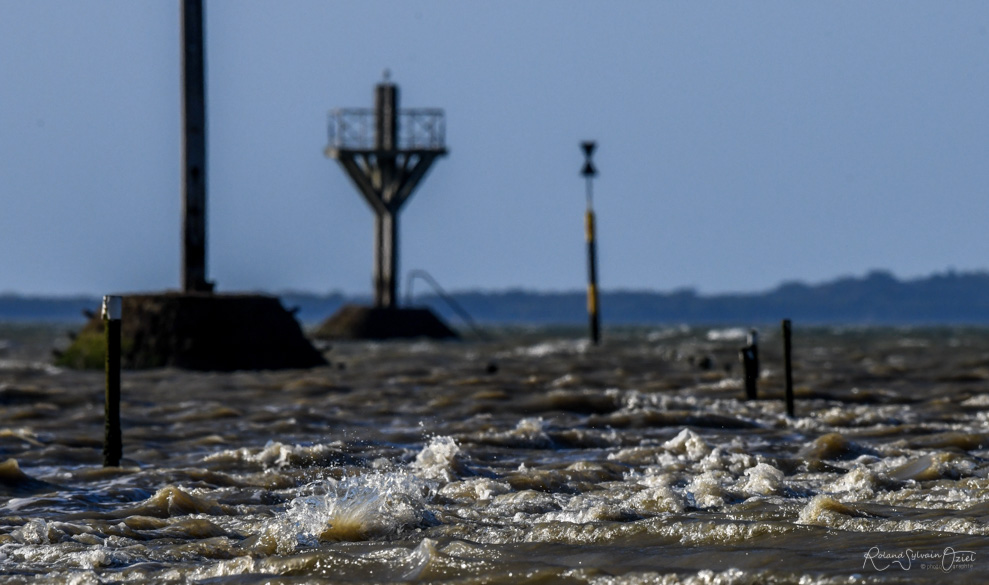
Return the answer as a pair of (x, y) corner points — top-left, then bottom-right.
(0, 325), (986, 583)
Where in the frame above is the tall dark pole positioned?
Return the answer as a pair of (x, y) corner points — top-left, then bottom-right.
(103, 296), (122, 467)
(783, 319), (795, 417)
(182, 0), (212, 293)
(581, 141), (600, 345)
(740, 329), (759, 400)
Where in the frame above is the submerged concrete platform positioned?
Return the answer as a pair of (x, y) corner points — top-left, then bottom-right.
(313, 304), (458, 341)
(56, 292), (327, 371)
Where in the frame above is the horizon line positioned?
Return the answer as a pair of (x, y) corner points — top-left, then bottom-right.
(1, 267), (985, 300)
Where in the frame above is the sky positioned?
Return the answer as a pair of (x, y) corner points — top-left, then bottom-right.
(2, 1), (989, 298)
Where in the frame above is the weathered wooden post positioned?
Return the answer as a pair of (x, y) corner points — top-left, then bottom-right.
(581, 141), (600, 345)
(739, 328), (759, 400)
(103, 295), (122, 467)
(783, 319), (794, 417)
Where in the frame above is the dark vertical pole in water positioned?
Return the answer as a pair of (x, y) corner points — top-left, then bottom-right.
(182, 0), (212, 293)
(740, 329), (759, 400)
(586, 205), (599, 345)
(103, 296), (122, 467)
(373, 81), (399, 308)
(783, 319), (795, 417)
(581, 141), (600, 345)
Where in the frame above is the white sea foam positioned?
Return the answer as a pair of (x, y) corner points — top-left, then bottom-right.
(644, 325), (692, 342)
(586, 567), (853, 585)
(262, 437), (471, 551)
(0, 359), (61, 374)
(541, 493), (634, 524)
(705, 328), (748, 341)
(413, 435), (464, 482)
(688, 470), (729, 508)
(825, 465), (882, 496)
(12, 518), (55, 545)
(439, 477), (512, 501)
(629, 482), (686, 514)
(663, 428), (712, 462)
(741, 462), (784, 497)
(961, 393), (989, 407)
(511, 339), (590, 358)
(204, 441), (344, 468)
(483, 417), (554, 448)
(278, 470), (433, 551)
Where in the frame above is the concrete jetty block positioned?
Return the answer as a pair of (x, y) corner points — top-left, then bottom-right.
(57, 293), (326, 371)
(313, 304), (457, 341)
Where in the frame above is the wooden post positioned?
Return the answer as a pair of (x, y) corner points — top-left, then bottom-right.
(740, 329), (759, 400)
(581, 141), (600, 345)
(103, 295), (122, 467)
(783, 319), (795, 417)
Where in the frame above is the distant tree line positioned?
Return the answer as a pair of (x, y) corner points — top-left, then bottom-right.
(414, 270), (989, 326)
(4, 270), (989, 326)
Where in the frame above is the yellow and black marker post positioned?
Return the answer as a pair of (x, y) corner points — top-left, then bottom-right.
(581, 141), (600, 345)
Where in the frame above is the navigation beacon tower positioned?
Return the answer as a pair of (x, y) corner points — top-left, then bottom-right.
(317, 75), (456, 339)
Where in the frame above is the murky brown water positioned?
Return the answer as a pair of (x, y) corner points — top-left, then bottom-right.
(0, 324), (987, 583)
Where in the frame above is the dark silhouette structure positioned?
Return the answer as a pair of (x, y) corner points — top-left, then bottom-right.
(182, 0), (212, 293)
(325, 75), (447, 308)
(58, 0), (325, 370)
(61, 294), (326, 371)
(316, 76), (457, 340)
(581, 141), (600, 344)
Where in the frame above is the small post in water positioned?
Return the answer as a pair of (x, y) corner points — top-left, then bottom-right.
(783, 318), (795, 417)
(581, 140), (600, 345)
(103, 295), (122, 467)
(739, 328), (759, 400)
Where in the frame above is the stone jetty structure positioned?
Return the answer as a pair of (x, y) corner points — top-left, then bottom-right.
(58, 0), (325, 370)
(315, 76), (457, 340)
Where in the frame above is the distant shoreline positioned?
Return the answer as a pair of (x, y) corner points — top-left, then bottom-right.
(3, 269), (989, 326)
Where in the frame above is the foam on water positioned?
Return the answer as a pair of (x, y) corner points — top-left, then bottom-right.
(480, 417), (554, 448)
(259, 438), (470, 552)
(275, 469), (433, 550)
(0, 359), (61, 374)
(663, 428), (712, 462)
(3, 326), (989, 583)
(413, 435), (465, 481)
(687, 470), (729, 508)
(741, 462), (784, 497)
(510, 338), (591, 358)
(628, 481), (686, 514)
(587, 568), (864, 585)
(645, 325), (692, 342)
(705, 328), (748, 341)
(204, 440), (349, 469)
(541, 492), (638, 524)
(438, 476), (512, 501)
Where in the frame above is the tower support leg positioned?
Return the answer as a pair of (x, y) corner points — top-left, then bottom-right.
(373, 210), (398, 308)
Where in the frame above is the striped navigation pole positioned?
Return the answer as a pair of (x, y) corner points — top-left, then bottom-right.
(581, 141), (601, 345)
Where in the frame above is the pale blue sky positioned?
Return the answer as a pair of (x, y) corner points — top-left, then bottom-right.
(2, 1), (988, 297)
